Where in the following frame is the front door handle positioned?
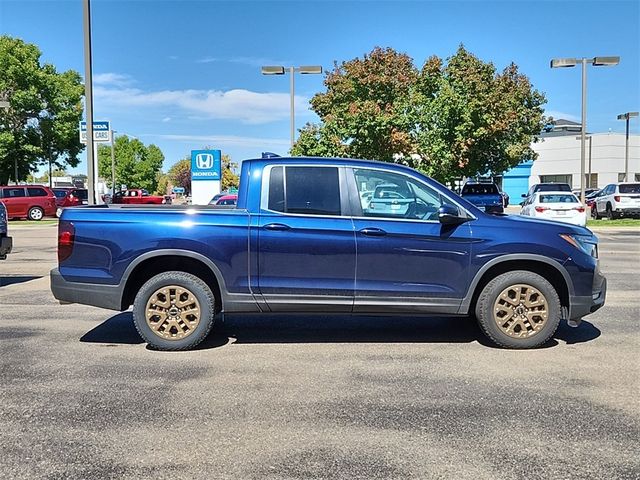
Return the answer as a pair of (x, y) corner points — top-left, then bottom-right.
(264, 223), (291, 231)
(358, 227), (387, 237)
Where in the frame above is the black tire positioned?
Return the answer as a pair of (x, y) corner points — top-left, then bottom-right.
(132, 271), (217, 351)
(475, 270), (561, 349)
(591, 206), (599, 220)
(606, 204), (616, 220)
(27, 206), (44, 221)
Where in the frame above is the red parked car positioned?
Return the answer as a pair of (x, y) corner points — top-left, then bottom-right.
(53, 188), (88, 217)
(0, 185), (57, 220)
(213, 194), (237, 206)
(111, 189), (169, 205)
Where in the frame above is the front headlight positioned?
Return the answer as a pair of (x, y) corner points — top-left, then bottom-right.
(560, 234), (598, 258)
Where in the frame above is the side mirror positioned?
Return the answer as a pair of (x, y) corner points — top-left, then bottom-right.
(438, 204), (466, 225)
(521, 193), (527, 198)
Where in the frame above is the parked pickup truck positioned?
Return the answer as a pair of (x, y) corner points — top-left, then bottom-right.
(51, 157), (606, 350)
(460, 182), (504, 214)
(1, 202), (11, 260)
(111, 189), (170, 205)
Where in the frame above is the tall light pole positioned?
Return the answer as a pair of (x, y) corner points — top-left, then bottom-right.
(82, 0), (96, 205)
(576, 135), (593, 188)
(110, 130), (116, 193)
(0, 97), (15, 183)
(551, 56), (620, 204)
(617, 111), (638, 182)
(261, 65), (323, 150)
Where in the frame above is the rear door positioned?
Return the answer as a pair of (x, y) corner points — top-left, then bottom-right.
(257, 165), (356, 312)
(348, 167), (472, 314)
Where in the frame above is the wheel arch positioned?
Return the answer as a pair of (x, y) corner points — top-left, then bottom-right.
(460, 255), (573, 316)
(120, 250), (226, 311)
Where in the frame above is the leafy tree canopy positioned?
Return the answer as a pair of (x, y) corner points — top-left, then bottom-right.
(292, 45), (548, 183)
(0, 35), (84, 184)
(97, 136), (164, 192)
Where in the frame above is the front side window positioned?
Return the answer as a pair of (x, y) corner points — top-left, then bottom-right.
(266, 166), (341, 216)
(353, 168), (448, 221)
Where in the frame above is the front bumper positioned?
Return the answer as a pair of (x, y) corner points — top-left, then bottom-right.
(50, 268), (124, 310)
(569, 268), (607, 320)
(0, 235), (12, 259)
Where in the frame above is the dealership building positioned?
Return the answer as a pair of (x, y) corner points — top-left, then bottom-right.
(501, 119), (640, 200)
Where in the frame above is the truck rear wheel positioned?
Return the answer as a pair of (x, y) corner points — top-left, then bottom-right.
(475, 270), (561, 349)
(133, 271), (216, 350)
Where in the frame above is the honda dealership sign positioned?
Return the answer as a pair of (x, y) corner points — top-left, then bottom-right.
(191, 149), (222, 204)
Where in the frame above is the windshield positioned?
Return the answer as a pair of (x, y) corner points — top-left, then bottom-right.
(539, 194), (579, 204)
(461, 184), (499, 195)
(619, 184), (640, 194)
(536, 184), (571, 192)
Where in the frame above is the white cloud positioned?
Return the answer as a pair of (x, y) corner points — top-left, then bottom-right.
(162, 117), (171, 122)
(142, 133), (289, 149)
(196, 56), (291, 67)
(545, 110), (579, 122)
(93, 72), (134, 87)
(94, 85), (311, 124)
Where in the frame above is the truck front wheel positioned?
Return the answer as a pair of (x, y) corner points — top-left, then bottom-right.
(475, 271), (561, 349)
(133, 271), (217, 350)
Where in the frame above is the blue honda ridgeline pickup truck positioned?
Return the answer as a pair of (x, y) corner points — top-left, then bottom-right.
(51, 157), (606, 350)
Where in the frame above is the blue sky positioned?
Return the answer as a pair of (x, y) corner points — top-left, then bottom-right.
(1, 0), (639, 175)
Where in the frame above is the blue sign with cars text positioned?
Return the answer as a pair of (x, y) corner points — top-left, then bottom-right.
(191, 150), (221, 181)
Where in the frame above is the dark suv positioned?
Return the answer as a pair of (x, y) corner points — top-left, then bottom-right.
(0, 185), (57, 220)
(0, 202), (11, 259)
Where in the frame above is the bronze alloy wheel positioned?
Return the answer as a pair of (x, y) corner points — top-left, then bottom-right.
(145, 285), (201, 340)
(493, 283), (548, 339)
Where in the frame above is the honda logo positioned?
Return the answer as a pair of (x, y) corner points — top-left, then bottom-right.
(195, 153), (214, 169)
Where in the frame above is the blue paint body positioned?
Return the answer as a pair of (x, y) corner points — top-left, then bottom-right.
(54, 157), (604, 320)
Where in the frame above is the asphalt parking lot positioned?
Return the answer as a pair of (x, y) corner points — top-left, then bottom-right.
(1, 224), (639, 480)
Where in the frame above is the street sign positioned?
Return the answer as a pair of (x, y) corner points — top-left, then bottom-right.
(79, 121), (111, 143)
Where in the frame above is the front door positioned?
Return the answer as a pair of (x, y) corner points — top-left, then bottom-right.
(257, 165), (356, 312)
(349, 167), (472, 314)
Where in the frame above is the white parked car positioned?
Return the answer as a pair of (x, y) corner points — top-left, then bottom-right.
(520, 191), (587, 227)
(593, 183), (640, 219)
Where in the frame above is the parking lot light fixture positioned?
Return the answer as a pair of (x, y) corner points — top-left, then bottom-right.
(261, 64), (323, 149)
(617, 111), (639, 182)
(551, 56), (620, 204)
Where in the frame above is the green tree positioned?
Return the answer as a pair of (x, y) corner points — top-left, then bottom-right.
(292, 45), (548, 183)
(221, 154), (239, 191)
(0, 36), (84, 184)
(168, 157), (191, 194)
(97, 136), (164, 192)
(155, 172), (169, 196)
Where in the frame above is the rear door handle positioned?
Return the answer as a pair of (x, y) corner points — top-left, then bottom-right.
(358, 227), (387, 237)
(264, 223), (291, 231)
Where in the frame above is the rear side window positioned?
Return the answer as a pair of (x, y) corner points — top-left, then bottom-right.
(619, 184), (640, 194)
(53, 189), (68, 199)
(27, 187), (47, 197)
(3, 187), (25, 198)
(266, 166), (341, 216)
(285, 167), (341, 215)
(73, 189), (88, 200)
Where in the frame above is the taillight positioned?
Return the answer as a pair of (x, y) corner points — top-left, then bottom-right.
(535, 206), (549, 213)
(614, 196), (621, 202)
(574, 206), (585, 212)
(58, 221), (75, 262)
